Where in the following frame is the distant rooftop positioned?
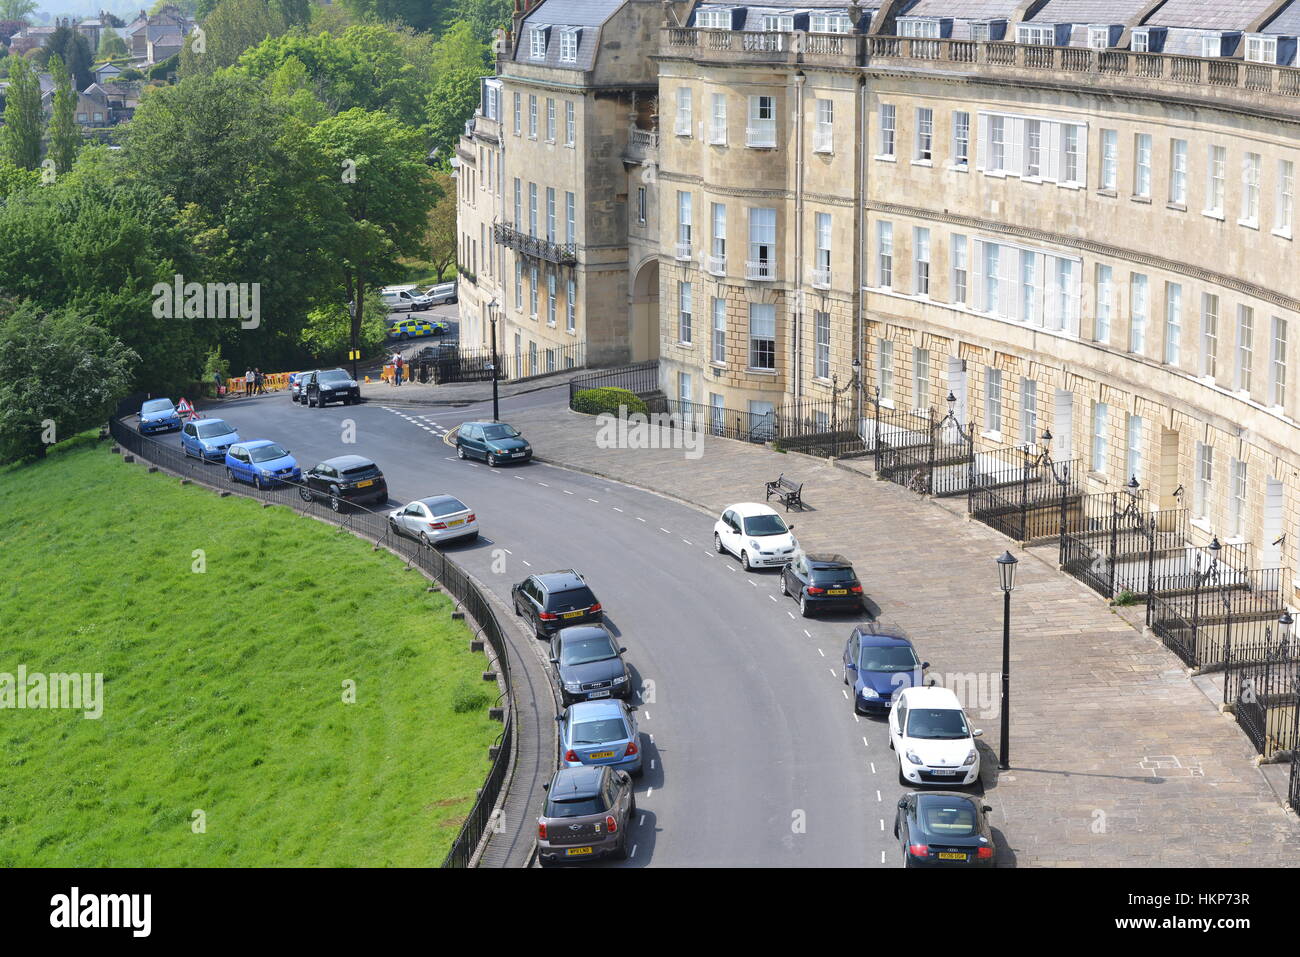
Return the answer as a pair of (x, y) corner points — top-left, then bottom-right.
(1145, 0), (1279, 32)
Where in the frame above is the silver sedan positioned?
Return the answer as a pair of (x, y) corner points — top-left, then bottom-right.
(388, 495), (478, 546)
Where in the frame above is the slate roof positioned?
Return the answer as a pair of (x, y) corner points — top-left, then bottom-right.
(516, 0), (626, 71)
(1023, 0), (1150, 24)
(1262, 2), (1300, 35)
(1145, 0), (1278, 32)
(897, 0), (1019, 20)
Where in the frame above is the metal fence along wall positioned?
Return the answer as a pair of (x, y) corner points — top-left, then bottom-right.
(412, 342), (586, 385)
(108, 418), (514, 868)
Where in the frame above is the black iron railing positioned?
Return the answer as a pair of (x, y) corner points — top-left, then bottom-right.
(492, 222), (578, 265)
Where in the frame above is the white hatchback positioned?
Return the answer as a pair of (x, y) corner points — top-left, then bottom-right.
(713, 502), (798, 570)
(889, 686), (983, 788)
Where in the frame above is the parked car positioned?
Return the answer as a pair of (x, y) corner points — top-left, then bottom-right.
(298, 455), (388, 511)
(712, 502), (798, 570)
(780, 552), (865, 617)
(842, 627), (928, 714)
(512, 570), (603, 639)
(894, 791), (996, 868)
(559, 699), (642, 776)
(303, 368), (360, 407)
(289, 371), (317, 403)
(456, 421), (532, 466)
(225, 441), (301, 488)
(549, 625), (630, 705)
(138, 397), (181, 435)
(387, 495), (477, 547)
(380, 285), (434, 312)
(423, 281), (457, 305)
(388, 317), (446, 340)
(888, 686), (983, 788)
(180, 418), (240, 462)
(537, 765), (635, 867)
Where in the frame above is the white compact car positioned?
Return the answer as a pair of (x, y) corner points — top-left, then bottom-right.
(889, 686), (983, 788)
(713, 502), (798, 570)
(388, 495), (478, 547)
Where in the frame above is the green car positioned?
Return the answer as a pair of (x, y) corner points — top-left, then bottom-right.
(455, 421), (532, 466)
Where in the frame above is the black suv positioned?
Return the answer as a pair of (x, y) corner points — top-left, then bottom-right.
(512, 570), (603, 639)
(298, 455), (388, 511)
(780, 552), (865, 617)
(304, 368), (361, 407)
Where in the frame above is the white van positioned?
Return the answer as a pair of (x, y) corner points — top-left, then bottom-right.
(424, 281), (458, 305)
(380, 285), (434, 312)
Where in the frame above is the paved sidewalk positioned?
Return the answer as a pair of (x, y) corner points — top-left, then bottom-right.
(363, 369), (589, 407)
(508, 406), (1300, 867)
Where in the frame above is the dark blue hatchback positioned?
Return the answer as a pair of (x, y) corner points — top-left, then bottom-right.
(842, 627), (928, 714)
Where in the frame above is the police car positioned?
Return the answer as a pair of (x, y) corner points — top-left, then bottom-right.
(388, 317), (446, 340)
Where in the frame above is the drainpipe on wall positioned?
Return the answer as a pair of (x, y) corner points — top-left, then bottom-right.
(856, 73), (867, 435)
(793, 71), (806, 411)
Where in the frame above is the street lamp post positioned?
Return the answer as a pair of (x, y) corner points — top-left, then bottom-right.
(996, 550), (1018, 770)
(487, 298), (500, 422)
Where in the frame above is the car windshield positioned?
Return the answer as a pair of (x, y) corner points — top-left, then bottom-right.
(743, 514), (788, 536)
(249, 444), (289, 463)
(811, 566), (856, 583)
(918, 800), (979, 836)
(860, 645), (920, 673)
(482, 425), (521, 441)
(425, 497), (467, 516)
(561, 635), (617, 666)
(545, 795), (607, 818)
(141, 399), (173, 413)
(195, 421), (233, 439)
(906, 708), (970, 740)
(571, 718), (628, 745)
(319, 371), (351, 383)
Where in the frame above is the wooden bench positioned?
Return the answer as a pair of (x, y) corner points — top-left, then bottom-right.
(764, 474), (804, 512)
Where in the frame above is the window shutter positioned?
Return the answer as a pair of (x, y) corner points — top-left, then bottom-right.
(1007, 117), (1024, 178)
(976, 113), (990, 171)
(971, 239), (986, 311)
(1045, 122), (1063, 183)
(1073, 124), (1088, 187)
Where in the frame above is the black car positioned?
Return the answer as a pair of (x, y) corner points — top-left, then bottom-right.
(304, 368), (361, 407)
(298, 455), (388, 511)
(290, 370), (318, 403)
(781, 552), (865, 617)
(512, 570), (603, 639)
(894, 791), (996, 868)
(549, 625), (630, 706)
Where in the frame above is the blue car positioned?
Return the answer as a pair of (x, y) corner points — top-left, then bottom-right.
(180, 418), (240, 462)
(842, 627), (929, 715)
(224, 439), (301, 488)
(559, 699), (643, 777)
(138, 397), (181, 434)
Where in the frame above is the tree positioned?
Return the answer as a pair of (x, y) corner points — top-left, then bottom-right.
(0, 301), (138, 463)
(337, 0), (453, 33)
(98, 25), (128, 58)
(425, 65), (488, 167)
(180, 0), (287, 77)
(39, 25), (93, 90)
(0, 54), (40, 170)
(48, 54), (80, 176)
(0, 0), (37, 21)
(299, 291), (386, 359)
(453, 0), (511, 42)
(306, 108), (440, 353)
(0, 157), (40, 199)
(424, 170), (456, 281)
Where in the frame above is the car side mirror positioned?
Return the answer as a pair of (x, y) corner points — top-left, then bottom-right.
(896, 798), (908, 809)
(542, 782), (549, 791)
(787, 525), (795, 531)
(548, 657), (558, 664)
(927, 677), (936, 687)
(554, 714), (564, 722)
(983, 805), (993, 813)
(619, 647), (627, 654)
(921, 662), (930, 670)
(972, 729), (983, 737)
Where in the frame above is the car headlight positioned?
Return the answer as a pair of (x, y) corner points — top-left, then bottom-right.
(905, 749), (925, 766)
(858, 686), (879, 699)
(962, 749), (977, 766)
(749, 539), (761, 550)
(563, 681), (582, 692)
(612, 675), (627, 685)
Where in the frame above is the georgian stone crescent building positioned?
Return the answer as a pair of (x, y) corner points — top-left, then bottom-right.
(458, 0), (1300, 587)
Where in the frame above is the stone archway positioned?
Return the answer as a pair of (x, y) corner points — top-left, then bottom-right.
(630, 258), (660, 362)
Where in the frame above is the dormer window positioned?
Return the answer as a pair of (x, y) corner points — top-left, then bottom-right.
(1131, 28), (1150, 52)
(810, 12), (852, 34)
(1016, 24), (1055, 46)
(1087, 25), (1113, 49)
(1201, 33), (1226, 57)
(696, 7), (731, 29)
(529, 25), (549, 59)
(1245, 34), (1278, 64)
(898, 17), (941, 39)
(762, 14), (795, 33)
(559, 27), (580, 62)
(970, 20), (1005, 42)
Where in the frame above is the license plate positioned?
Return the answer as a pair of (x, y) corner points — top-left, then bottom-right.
(512, 451), (525, 457)
(929, 769), (956, 776)
(565, 847), (593, 856)
(561, 611), (584, 619)
(937, 852), (967, 861)
(827, 589), (848, 595)
(356, 479), (374, 488)
(588, 691), (610, 699)
(447, 519), (464, 526)
(588, 750), (615, 759)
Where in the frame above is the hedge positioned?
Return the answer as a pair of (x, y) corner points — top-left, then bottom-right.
(571, 387), (649, 417)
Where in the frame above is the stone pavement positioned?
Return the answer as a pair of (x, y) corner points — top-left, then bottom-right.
(507, 404), (1300, 867)
(362, 368), (590, 406)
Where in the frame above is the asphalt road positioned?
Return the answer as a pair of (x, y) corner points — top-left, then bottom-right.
(189, 387), (921, 867)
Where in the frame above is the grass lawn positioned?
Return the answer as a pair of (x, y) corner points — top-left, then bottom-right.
(0, 436), (497, 866)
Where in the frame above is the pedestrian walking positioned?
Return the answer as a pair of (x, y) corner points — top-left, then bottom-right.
(213, 369), (224, 399)
(244, 368), (254, 396)
(394, 353), (404, 387)
(254, 368), (265, 394)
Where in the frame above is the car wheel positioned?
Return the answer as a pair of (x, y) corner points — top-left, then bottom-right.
(898, 763), (908, 787)
(487, 453), (498, 467)
(226, 467), (236, 483)
(298, 487), (313, 502)
(253, 473), (264, 490)
(631, 764), (644, 779)
(629, 795), (637, 815)
(799, 594), (812, 618)
(888, 736), (895, 751)
(781, 575), (790, 597)
(843, 668), (849, 686)
(713, 532), (725, 554)
(329, 489), (342, 512)
(741, 550), (752, 571)
(513, 596), (523, 617)
(457, 446), (466, 459)
(419, 532), (431, 548)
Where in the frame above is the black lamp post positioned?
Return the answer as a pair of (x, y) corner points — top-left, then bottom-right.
(487, 297), (500, 422)
(996, 550), (1018, 770)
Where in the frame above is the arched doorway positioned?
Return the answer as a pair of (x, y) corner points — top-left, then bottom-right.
(630, 258), (660, 362)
